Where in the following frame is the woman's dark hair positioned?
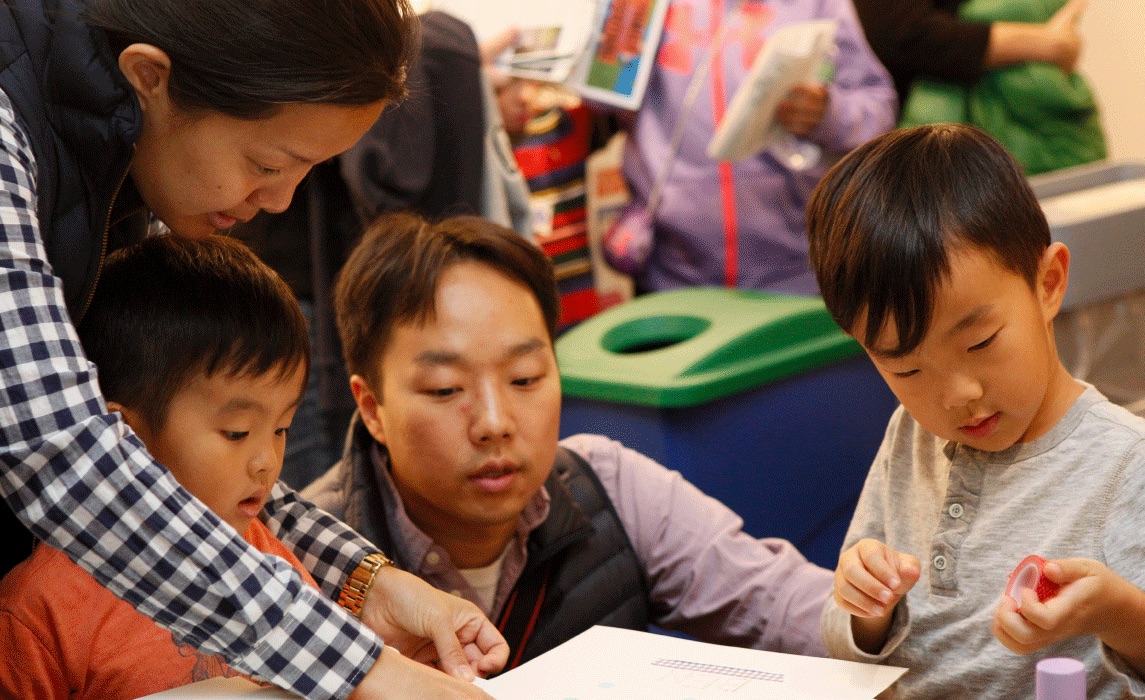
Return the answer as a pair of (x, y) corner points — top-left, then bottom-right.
(334, 212), (559, 390)
(83, 0), (418, 119)
(78, 235), (310, 433)
(806, 124), (1051, 357)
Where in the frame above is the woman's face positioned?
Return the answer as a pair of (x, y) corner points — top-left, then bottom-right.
(130, 99), (384, 238)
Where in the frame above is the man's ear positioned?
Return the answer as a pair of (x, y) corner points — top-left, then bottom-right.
(117, 43), (174, 114)
(1038, 242), (1071, 321)
(350, 375), (387, 446)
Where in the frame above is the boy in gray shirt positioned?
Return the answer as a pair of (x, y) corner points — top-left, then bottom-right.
(806, 124), (1145, 698)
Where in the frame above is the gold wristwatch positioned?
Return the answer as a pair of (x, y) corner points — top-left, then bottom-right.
(338, 552), (393, 618)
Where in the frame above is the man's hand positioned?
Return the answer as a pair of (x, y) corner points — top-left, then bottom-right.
(835, 538), (920, 654)
(775, 84), (828, 138)
(348, 646), (496, 700)
(360, 566), (509, 681)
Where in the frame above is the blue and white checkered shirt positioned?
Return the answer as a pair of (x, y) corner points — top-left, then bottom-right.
(0, 88), (382, 699)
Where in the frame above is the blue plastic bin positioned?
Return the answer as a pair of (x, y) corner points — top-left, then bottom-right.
(556, 288), (900, 568)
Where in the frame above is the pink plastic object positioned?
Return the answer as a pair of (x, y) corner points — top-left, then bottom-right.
(1036, 657), (1086, 700)
(1006, 555), (1060, 609)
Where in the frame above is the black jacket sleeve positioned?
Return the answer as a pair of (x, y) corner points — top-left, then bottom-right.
(853, 0), (992, 104)
(338, 10), (486, 222)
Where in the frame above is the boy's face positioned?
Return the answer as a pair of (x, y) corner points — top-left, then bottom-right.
(857, 243), (1081, 452)
(353, 261), (561, 551)
(122, 364), (305, 533)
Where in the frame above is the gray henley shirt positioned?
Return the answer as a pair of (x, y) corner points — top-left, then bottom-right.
(822, 385), (1145, 699)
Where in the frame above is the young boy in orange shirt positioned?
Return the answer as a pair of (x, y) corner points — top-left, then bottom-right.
(0, 236), (317, 699)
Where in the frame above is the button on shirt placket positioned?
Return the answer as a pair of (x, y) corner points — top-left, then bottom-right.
(424, 552), (484, 612)
(419, 548), (469, 603)
(929, 445), (983, 595)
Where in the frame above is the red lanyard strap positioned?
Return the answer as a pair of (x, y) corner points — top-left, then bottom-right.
(495, 559), (556, 671)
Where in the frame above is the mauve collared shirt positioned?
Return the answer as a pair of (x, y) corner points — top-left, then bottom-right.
(319, 433), (834, 657)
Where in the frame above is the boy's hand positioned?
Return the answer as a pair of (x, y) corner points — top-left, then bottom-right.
(836, 539), (920, 617)
(836, 539), (920, 653)
(992, 558), (1117, 654)
(775, 84), (828, 137)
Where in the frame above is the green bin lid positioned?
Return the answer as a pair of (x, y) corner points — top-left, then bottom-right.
(556, 287), (863, 408)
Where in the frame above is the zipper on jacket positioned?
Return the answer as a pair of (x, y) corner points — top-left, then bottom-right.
(77, 160), (131, 323)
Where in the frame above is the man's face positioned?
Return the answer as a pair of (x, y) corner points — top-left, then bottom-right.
(857, 244), (1079, 452)
(355, 261), (561, 548)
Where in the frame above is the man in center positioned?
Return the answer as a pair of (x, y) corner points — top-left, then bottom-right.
(303, 212), (831, 669)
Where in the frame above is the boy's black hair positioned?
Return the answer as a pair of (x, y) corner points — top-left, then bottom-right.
(78, 235), (310, 433)
(334, 212), (559, 390)
(806, 124), (1051, 356)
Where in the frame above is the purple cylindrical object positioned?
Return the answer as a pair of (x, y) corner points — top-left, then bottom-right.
(1037, 658), (1086, 700)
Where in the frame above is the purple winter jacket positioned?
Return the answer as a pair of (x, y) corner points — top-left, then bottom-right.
(623, 0), (896, 293)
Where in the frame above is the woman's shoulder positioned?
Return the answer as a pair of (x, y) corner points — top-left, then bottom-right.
(0, 86), (38, 198)
(0, 86), (37, 177)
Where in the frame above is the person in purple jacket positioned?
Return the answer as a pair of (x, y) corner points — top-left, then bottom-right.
(621, 0), (897, 293)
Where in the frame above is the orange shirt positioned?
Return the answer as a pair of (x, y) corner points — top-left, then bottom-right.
(0, 519), (320, 700)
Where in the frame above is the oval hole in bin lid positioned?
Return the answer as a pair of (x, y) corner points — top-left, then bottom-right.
(601, 315), (711, 354)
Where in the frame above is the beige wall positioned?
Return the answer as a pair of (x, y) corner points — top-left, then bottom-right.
(1078, 0), (1145, 161)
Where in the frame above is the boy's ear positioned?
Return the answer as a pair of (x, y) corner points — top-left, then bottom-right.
(350, 375), (387, 446)
(107, 401), (148, 439)
(1038, 242), (1071, 321)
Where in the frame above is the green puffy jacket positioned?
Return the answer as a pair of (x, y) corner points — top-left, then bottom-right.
(899, 0), (1106, 175)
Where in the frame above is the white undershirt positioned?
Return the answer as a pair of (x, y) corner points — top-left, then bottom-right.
(458, 546), (510, 614)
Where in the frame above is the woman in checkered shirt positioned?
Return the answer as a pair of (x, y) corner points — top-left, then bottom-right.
(0, 1), (505, 698)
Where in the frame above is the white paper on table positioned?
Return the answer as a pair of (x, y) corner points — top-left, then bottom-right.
(707, 20), (837, 163)
(135, 677), (299, 699)
(474, 626), (906, 700)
